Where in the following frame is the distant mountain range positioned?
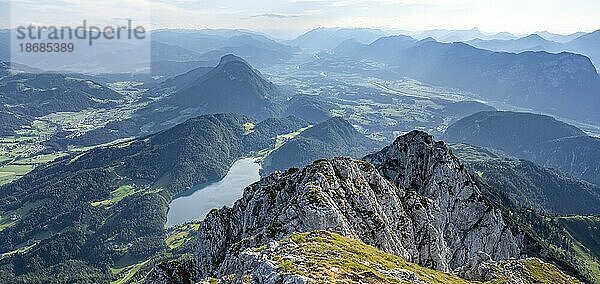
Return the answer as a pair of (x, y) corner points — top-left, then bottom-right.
(467, 34), (561, 53)
(444, 111), (600, 185)
(291, 27), (524, 51)
(0, 29), (296, 74)
(334, 36), (600, 124)
(535, 31), (587, 43)
(413, 27), (518, 42)
(151, 30), (296, 67)
(291, 27), (387, 51)
(411, 28), (589, 44)
(466, 30), (600, 70)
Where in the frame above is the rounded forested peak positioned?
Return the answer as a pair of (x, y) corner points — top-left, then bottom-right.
(370, 34), (416, 46)
(218, 54), (249, 67)
(321, 116), (353, 127)
(445, 111), (586, 147)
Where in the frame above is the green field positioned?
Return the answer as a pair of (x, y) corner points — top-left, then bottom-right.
(243, 122), (256, 135)
(91, 185), (138, 207)
(165, 223), (200, 250)
(0, 200), (46, 231)
(110, 258), (151, 284)
(254, 125), (313, 161)
(0, 164), (35, 186)
(275, 125), (313, 148)
(0, 243), (36, 260)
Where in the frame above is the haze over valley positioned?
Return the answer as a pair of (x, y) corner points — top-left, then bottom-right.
(0, 1), (600, 283)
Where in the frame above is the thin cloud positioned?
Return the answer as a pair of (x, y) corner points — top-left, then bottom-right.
(251, 13), (300, 19)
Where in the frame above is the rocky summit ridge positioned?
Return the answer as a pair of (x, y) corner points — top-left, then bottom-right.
(146, 130), (577, 283)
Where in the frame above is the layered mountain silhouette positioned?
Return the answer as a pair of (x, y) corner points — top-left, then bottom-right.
(465, 30), (600, 71)
(291, 27), (386, 51)
(567, 29), (600, 69)
(467, 34), (561, 53)
(334, 36), (600, 124)
(444, 111), (600, 185)
(414, 27), (518, 42)
(536, 31), (587, 43)
(151, 30), (295, 66)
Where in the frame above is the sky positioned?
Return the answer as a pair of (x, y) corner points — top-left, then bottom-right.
(1, 0), (600, 39)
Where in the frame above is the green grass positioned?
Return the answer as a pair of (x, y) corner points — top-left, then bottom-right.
(166, 231), (190, 250)
(272, 231), (581, 284)
(252, 125), (313, 161)
(165, 223), (201, 250)
(0, 243), (36, 260)
(13, 153), (66, 165)
(449, 144), (506, 163)
(0, 219), (16, 231)
(110, 258), (151, 284)
(277, 231), (472, 283)
(0, 172), (13, 178)
(523, 258), (580, 284)
(275, 125), (313, 149)
(0, 164), (34, 173)
(91, 185), (138, 207)
(4, 153), (68, 188)
(243, 122), (256, 135)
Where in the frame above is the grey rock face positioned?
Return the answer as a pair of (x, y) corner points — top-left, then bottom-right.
(197, 157), (418, 277)
(364, 130), (525, 271)
(193, 130), (525, 280)
(145, 258), (200, 284)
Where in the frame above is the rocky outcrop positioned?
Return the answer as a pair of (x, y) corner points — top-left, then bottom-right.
(154, 231), (578, 284)
(188, 131), (526, 280)
(144, 130), (579, 283)
(457, 254), (581, 284)
(145, 258), (200, 284)
(364, 130), (525, 271)
(196, 231), (470, 284)
(196, 157), (419, 277)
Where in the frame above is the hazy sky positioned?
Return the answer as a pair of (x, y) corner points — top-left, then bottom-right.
(2, 0), (600, 39)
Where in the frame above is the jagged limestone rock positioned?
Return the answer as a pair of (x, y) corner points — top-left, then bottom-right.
(364, 130), (525, 270)
(196, 131), (524, 279)
(145, 258), (199, 284)
(146, 131), (576, 283)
